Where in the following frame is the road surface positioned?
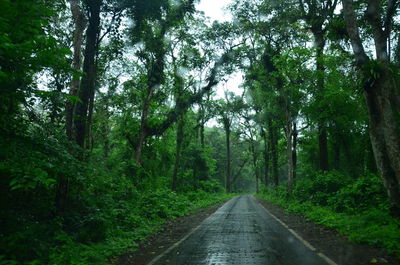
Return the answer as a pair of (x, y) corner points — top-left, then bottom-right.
(149, 195), (330, 265)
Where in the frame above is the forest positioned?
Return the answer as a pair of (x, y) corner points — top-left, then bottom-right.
(1, 0), (400, 264)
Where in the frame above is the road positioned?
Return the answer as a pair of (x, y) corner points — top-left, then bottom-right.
(149, 195), (330, 265)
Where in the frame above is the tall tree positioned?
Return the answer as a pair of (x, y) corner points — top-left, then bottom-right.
(66, 0), (86, 141)
(74, 0), (102, 148)
(298, 0), (338, 171)
(342, 0), (400, 212)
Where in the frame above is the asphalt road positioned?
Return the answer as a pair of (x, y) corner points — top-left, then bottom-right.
(150, 195), (330, 265)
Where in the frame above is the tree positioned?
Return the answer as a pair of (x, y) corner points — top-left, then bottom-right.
(342, 0), (400, 212)
(217, 93), (245, 192)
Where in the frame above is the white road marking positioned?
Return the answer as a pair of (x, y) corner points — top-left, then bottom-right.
(255, 196), (338, 265)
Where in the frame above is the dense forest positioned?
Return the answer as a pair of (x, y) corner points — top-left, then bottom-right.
(1, 0), (400, 264)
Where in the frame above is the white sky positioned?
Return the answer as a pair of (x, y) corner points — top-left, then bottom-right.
(196, 0), (233, 22)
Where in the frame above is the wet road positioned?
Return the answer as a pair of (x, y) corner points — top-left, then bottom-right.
(150, 195), (329, 265)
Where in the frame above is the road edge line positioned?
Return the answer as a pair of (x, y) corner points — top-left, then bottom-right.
(255, 196), (338, 265)
(146, 197), (235, 265)
(146, 221), (204, 265)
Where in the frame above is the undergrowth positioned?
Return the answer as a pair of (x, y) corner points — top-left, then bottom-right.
(47, 189), (232, 265)
(257, 171), (400, 256)
(0, 175), (232, 265)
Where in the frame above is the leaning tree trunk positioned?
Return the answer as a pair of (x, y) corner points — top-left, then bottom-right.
(364, 67), (400, 209)
(342, 0), (400, 213)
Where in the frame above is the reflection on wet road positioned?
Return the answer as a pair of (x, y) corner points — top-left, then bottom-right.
(151, 195), (328, 265)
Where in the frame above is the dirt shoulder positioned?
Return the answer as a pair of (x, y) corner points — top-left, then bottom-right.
(115, 200), (228, 265)
(256, 197), (400, 265)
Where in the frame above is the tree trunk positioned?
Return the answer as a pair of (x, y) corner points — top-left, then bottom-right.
(262, 127), (270, 186)
(251, 141), (259, 193)
(223, 117), (231, 192)
(292, 122), (297, 179)
(364, 68), (400, 211)
(85, 77), (98, 150)
(74, 0), (101, 148)
(57, 0), (87, 215)
(284, 103), (294, 193)
(135, 86), (154, 164)
(172, 118), (184, 191)
(334, 142), (340, 170)
(66, 0), (86, 141)
(342, 0), (400, 212)
(268, 119), (279, 187)
(200, 112), (205, 147)
(318, 127), (329, 171)
(313, 30), (329, 171)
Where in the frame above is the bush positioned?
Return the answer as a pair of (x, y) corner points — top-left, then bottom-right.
(293, 171), (351, 206)
(199, 179), (225, 193)
(328, 174), (388, 213)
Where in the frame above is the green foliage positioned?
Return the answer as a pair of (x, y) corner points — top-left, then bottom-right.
(293, 171), (352, 206)
(258, 172), (400, 255)
(199, 179), (225, 193)
(329, 174), (387, 213)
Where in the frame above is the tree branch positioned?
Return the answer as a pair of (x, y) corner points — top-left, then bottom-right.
(146, 52), (232, 137)
(384, 0), (398, 38)
(342, 0), (369, 65)
(366, 0), (389, 61)
(230, 156), (249, 186)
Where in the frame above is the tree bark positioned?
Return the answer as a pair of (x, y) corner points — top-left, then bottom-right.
(342, 0), (400, 212)
(292, 122), (297, 179)
(223, 116), (232, 192)
(66, 0), (86, 141)
(277, 74), (294, 192)
(262, 127), (270, 186)
(268, 119), (279, 187)
(57, 0), (87, 215)
(74, 0), (101, 148)
(313, 30), (329, 171)
(135, 85), (154, 164)
(250, 140), (259, 193)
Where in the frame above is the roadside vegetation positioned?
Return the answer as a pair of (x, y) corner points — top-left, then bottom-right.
(258, 171), (400, 256)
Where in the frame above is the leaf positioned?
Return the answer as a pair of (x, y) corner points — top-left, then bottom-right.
(65, 94), (83, 104)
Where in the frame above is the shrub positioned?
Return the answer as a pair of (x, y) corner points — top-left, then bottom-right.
(328, 174), (388, 213)
(199, 179), (225, 193)
(293, 171), (351, 206)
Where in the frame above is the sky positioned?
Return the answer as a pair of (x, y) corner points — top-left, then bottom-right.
(196, 0), (233, 23)
(196, 0), (244, 100)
